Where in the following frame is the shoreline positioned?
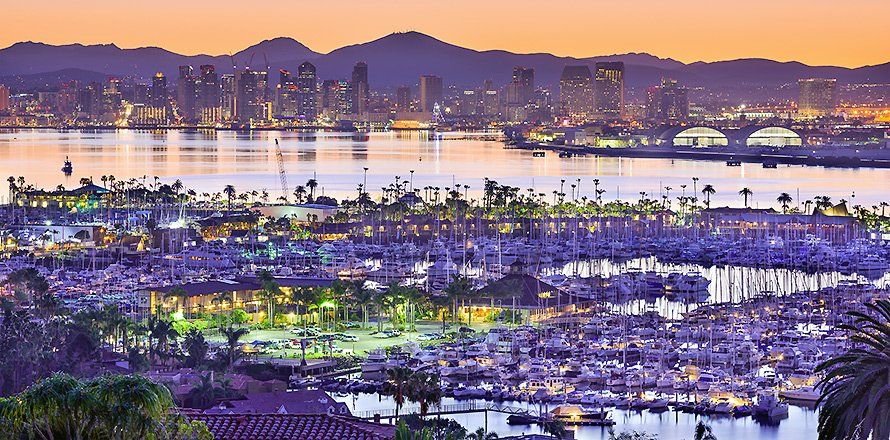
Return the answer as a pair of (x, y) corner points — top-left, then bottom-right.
(516, 142), (890, 169)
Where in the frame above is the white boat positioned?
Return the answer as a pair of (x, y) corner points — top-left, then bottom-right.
(779, 385), (820, 402)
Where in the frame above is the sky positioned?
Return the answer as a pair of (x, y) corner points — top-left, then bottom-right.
(3, 0), (889, 67)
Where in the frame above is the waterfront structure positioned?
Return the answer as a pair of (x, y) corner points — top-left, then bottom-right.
(419, 75), (443, 113)
(737, 126), (804, 148)
(0, 84), (9, 112)
(176, 65), (198, 123)
(16, 183), (110, 211)
(594, 62), (624, 120)
(559, 65), (593, 121)
(798, 78), (837, 117)
(656, 125), (729, 147)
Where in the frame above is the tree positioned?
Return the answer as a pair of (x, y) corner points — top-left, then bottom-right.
(256, 270), (281, 327)
(405, 372), (442, 416)
(219, 326), (249, 371)
(182, 329), (209, 368)
(694, 421), (718, 440)
(815, 299), (890, 440)
(467, 427), (498, 440)
(738, 187), (753, 208)
(306, 179), (318, 203)
(395, 420), (433, 440)
(223, 185), (236, 211)
(541, 419), (567, 439)
(443, 275), (475, 325)
(777, 193), (793, 214)
(701, 184), (715, 209)
(386, 367), (413, 418)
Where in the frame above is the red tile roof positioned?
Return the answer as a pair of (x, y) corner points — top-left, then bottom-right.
(189, 413), (395, 440)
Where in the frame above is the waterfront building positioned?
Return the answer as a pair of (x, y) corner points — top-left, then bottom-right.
(419, 75), (443, 113)
(395, 86), (412, 111)
(130, 103), (169, 126)
(656, 125), (729, 147)
(559, 65), (593, 121)
(275, 69), (299, 118)
(594, 61), (624, 120)
(220, 73), (236, 120)
(175, 66), (198, 123)
(235, 68), (269, 123)
(351, 62), (369, 115)
(197, 64), (221, 122)
(149, 72), (168, 108)
(736, 125), (804, 148)
(296, 62), (318, 121)
(482, 80), (499, 117)
(798, 78), (837, 117)
(511, 66), (535, 104)
(16, 183), (110, 211)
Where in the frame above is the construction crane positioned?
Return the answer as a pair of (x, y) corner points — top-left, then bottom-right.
(274, 139), (289, 203)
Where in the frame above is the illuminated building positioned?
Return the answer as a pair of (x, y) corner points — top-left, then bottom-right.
(656, 126), (728, 147)
(296, 62), (318, 121)
(737, 126), (803, 148)
(149, 73), (168, 108)
(176, 65), (198, 123)
(559, 65), (593, 120)
(275, 69), (299, 118)
(482, 80), (499, 117)
(197, 65), (221, 122)
(235, 68), (269, 123)
(396, 86), (412, 110)
(336, 80), (353, 116)
(130, 103), (168, 126)
(798, 78), (837, 117)
(511, 67), (535, 104)
(647, 78), (689, 122)
(419, 75), (443, 113)
(351, 62), (369, 115)
(220, 74), (236, 120)
(321, 80), (340, 118)
(0, 85), (9, 112)
(594, 62), (624, 120)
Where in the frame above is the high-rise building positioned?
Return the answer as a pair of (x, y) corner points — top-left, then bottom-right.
(296, 62), (318, 121)
(176, 65), (198, 122)
(220, 74), (236, 120)
(351, 62), (369, 115)
(511, 67), (535, 104)
(197, 65), (221, 122)
(419, 75), (443, 113)
(646, 78), (689, 122)
(337, 80), (353, 116)
(150, 73), (168, 108)
(396, 86), (412, 111)
(235, 68), (269, 122)
(275, 69), (299, 118)
(559, 66), (593, 120)
(798, 78), (837, 117)
(481, 80), (499, 118)
(594, 62), (624, 120)
(321, 80), (340, 118)
(0, 84), (10, 112)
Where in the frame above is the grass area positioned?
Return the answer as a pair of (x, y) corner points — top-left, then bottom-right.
(203, 320), (500, 358)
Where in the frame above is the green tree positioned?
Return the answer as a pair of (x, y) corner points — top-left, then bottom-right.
(815, 299), (890, 440)
(219, 326), (249, 371)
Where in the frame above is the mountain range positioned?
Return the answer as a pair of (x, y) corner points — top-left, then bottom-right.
(1, 31), (888, 92)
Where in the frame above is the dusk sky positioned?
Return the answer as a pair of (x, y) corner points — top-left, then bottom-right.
(3, 0), (889, 67)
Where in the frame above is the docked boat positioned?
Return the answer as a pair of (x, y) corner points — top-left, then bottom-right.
(549, 405), (615, 426)
(62, 157), (73, 174)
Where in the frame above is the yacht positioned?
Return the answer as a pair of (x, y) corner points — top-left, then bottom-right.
(779, 385), (820, 402)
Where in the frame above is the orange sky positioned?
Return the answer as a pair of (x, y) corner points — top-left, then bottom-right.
(4, 0), (889, 67)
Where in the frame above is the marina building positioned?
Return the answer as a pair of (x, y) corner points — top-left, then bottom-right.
(655, 126), (729, 147)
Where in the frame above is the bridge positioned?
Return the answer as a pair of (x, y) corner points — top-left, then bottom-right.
(356, 401), (543, 422)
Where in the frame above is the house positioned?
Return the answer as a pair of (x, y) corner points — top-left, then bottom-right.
(204, 390), (350, 416)
(187, 413), (396, 440)
(16, 184), (110, 212)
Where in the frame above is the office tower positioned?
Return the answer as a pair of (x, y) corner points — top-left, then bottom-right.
(220, 74), (236, 120)
(481, 80), (499, 117)
(798, 78), (837, 117)
(645, 78), (689, 122)
(321, 80), (340, 118)
(197, 65), (221, 122)
(337, 80), (353, 116)
(150, 73), (168, 108)
(458, 89), (478, 116)
(103, 77), (123, 111)
(594, 62), (624, 120)
(275, 69), (299, 118)
(351, 62), (369, 114)
(511, 67), (535, 103)
(559, 65), (593, 120)
(0, 85), (9, 112)
(57, 81), (79, 115)
(296, 62), (317, 121)
(176, 65), (198, 122)
(419, 75), (443, 113)
(235, 68), (269, 122)
(396, 86), (412, 110)
(77, 82), (103, 119)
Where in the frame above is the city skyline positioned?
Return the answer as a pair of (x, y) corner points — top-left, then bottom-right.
(2, 0), (889, 68)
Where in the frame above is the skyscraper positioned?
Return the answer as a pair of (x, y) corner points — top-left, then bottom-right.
(798, 78), (837, 117)
(594, 62), (624, 120)
(559, 66), (593, 120)
(419, 75), (443, 113)
(197, 65), (221, 122)
(351, 62), (369, 115)
(275, 69), (299, 118)
(511, 67), (535, 104)
(296, 62), (318, 121)
(0, 84), (10, 112)
(396, 86), (412, 111)
(176, 65), (198, 122)
(235, 68), (269, 122)
(149, 73), (168, 108)
(220, 74), (236, 120)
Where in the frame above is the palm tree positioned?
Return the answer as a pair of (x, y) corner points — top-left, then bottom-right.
(387, 366), (413, 418)
(777, 192), (793, 214)
(256, 270), (281, 327)
(220, 326), (249, 371)
(694, 421), (718, 440)
(349, 280), (375, 330)
(405, 372), (443, 416)
(738, 187), (753, 208)
(182, 328), (209, 368)
(306, 178), (318, 203)
(541, 419), (566, 439)
(467, 427), (499, 440)
(444, 275), (475, 325)
(701, 184), (715, 209)
(223, 185), (236, 210)
(815, 299), (890, 440)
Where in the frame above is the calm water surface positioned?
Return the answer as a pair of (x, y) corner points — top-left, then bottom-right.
(0, 129), (887, 207)
(334, 393), (819, 440)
